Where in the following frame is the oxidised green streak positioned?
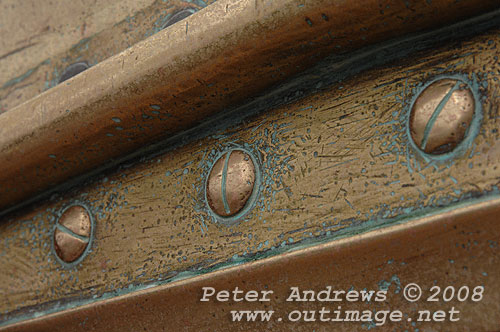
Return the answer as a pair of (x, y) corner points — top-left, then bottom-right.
(221, 151), (232, 215)
(420, 81), (461, 150)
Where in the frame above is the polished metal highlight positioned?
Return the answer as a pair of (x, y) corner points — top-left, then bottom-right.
(53, 205), (91, 263)
(409, 78), (475, 155)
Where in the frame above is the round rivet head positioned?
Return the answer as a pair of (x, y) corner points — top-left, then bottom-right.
(207, 150), (256, 217)
(409, 78), (475, 155)
(54, 205), (92, 263)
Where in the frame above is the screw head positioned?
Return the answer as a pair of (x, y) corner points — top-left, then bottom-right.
(206, 150), (256, 217)
(409, 78), (475, 155)
(58, 62), (89, 84)
(161, 8), (197, 30)
(54, 205), (92, 263)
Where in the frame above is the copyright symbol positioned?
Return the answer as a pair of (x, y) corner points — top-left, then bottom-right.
(403, 283), (422, 302)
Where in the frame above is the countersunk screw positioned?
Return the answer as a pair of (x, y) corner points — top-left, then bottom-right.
(58, 62), (89, 84)
(409, 78), (475, 155)
(161, 7), (197, 30)
(207, 150), (256, 217)
(54, 205), (92, 263)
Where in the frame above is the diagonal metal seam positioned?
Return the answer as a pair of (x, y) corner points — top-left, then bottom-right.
(0, 0), (498, 213)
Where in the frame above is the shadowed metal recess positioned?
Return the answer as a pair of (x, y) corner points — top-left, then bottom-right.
(0, 0), (498, 214)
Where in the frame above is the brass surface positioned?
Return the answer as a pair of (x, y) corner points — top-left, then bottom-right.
(53, 205), (91, 263)
(161, 7), (197, 30)
(0, 0), (209, 112)
(58, 206), (91, 237)
(3, 198), (500, 331)
(0, 0), (499, 212)
(53, 231), (88, 263)
(207, 150), (256, 217)
(409, 79), (476, 154)
(1, 23), (500, 323)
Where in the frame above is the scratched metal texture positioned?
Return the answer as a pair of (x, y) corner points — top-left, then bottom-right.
(3, 199), (500, 331)
(0, 0), (213, 114)
(1, 20), (500, 324)
(3, 1), (499, 216)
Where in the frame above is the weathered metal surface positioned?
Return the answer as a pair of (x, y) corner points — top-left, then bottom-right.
(0, 0), (499, 213)
(0, 0), (210, 113)
(2, 198), (500, 331)
(1, 21), (500, 326)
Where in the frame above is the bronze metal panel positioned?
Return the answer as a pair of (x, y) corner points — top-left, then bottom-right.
(0, 0), (499, 212)
(1, 22), (500, 324)
(2, 198), (500, 331)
